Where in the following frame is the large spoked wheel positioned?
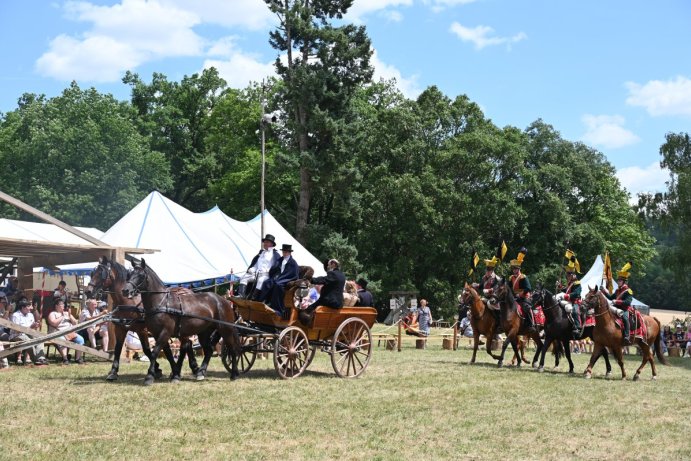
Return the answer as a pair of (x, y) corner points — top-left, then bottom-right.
(305, 345), (317, 369)
(331, 318), (372, 378)
(273, 326), (310, 379)
(221, 336), (258, 375)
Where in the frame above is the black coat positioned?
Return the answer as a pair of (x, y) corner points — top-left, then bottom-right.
(311, 269), (346, 308)
(356, 288), (374, 307)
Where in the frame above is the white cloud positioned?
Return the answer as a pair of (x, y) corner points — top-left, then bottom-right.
(625, 76), (691, 117)
(371, 50), (423, 99)
(616, 162), (669, 197)
(203, 52), (275, 89)
(449, 22), (526, 50)
(37, 0), (205, 81)
(423, 0), (478, 13)
(162, 0), (274, 30)
(580, 114), (640, 149)
(347, 0), (412, 22)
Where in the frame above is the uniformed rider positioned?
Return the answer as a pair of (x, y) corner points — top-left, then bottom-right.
(509, 248), (534, 329)
(556, 260), (582, 338)
(601, 262), (634, 345)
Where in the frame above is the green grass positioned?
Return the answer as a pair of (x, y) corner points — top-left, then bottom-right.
(1, 328), (689, 461)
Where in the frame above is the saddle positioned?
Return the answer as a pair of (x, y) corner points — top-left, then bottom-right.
(614, 308), (647, 342)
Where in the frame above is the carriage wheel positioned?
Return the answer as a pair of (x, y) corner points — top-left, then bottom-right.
(330, 318), (372, 378)
(305, 345), (317, 369)
(221, 336), (258, 375)
(273, 327), (310, 379)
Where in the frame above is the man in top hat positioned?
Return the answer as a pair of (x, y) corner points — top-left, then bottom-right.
(355, 278), (373, 307)
(236, 234), (281, 301)
(556, 260), (583, 338)
(264, 244), (300, 318)
(601, 262), (634, 345)
(509, 248), (535, 329)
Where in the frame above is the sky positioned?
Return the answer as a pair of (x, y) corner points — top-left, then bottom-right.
(1, 0), (690, 198)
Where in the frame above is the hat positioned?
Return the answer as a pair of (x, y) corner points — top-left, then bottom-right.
(510, 247), (527, 268)
(262, 234), (276, 246)
(617, 261), (632, 279)
(356, 278), (368, 289)
(97, 301), (107, 308)
(280, 243), (293, 252)
(17, 298), (31, 307)
(484, 256), (498, 268)
(675, 324), (682, 329)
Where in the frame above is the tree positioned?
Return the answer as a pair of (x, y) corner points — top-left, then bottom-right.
(264, 0), (373, 243)
(123, 68), (228, 211)
(0, 83), (171, 229)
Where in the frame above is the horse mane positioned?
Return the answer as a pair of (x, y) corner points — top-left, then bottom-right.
(111, 260), (129, 285)
(143, 263), (166, 290)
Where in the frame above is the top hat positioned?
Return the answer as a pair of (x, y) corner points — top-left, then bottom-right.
(280, 243), (293, 252)
(356, 278), (368, 289)
(262, 234), (276, 246)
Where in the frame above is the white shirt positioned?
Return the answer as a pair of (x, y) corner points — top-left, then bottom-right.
(255, 250), (274, 274)
(10, 310), (35, 339)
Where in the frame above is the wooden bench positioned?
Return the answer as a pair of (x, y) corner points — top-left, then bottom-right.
(373, 333), (396, 350)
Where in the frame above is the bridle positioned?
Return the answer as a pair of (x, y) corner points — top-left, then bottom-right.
(87, 262), (112, 299)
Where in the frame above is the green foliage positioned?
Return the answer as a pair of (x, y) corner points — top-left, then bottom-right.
(0, 83), (171, 229)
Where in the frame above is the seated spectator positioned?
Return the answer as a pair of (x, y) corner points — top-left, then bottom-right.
(9, 299), (49, 366)
(343, 280), (359, 307)
(47, 299), (84, 365)
(79, 298), (108, 350)
(3, 277), (19, 302)
(672, 324), (685, 349)
(97, 301), (110, 352)
(125, 331), (155, 362)
(459, 310), (473, 338)
(684, 324), (691, 358)
(661, 324), (672, 355)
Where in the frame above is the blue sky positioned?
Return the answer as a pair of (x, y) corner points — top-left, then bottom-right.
(1, 0), (690, 197)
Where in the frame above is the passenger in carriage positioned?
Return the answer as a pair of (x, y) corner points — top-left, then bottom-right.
(298, 259), (345, 325)
(236, 234), (281, 301)
(264, 244), (299, 318)
(600, 262), (634, 345)
(355, 278), (373, 307)
(556, 258), (582, 338)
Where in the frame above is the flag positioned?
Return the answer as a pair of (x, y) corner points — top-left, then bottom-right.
(468, 251), (480, 276)
(603, 251), (613, 292)
(496, 240), (508, 262)
(564, 249), (574, 261)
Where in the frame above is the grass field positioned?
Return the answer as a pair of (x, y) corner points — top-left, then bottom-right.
(1, 327), (689, 461)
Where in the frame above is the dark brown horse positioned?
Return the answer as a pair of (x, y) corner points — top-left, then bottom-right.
(531, 287), (611, 375)
(494, 278), (543, 368)
(460, 283), (503, 363)
(86, 256), (201, 381)
(582, 287), (666, 380)
(123, 259), (241, 385)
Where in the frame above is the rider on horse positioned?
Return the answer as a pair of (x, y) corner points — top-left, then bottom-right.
(601, 261), (634, 345)
(556, 257), (582, 338)
(480, 256), (501, 320)
(509, 247), (534, 329)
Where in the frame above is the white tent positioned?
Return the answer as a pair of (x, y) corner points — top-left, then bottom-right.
(79, 191), (325, 286)
(579, 255), (649, 308)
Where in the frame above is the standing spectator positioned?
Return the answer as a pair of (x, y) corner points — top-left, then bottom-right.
(48, 299), (84, 364)
(10, 299), (49, 366)
(684, 324), (691, 358)
(4, 277), (19, 302)
(661, 324), (672, 355)
(355, 278), (374, 307)
(417, 299), (432, 337)
(53, 280), (70, 304)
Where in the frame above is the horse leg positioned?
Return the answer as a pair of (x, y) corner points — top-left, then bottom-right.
(584, 343), (605, 379)
(470, 332), (479, 364)
(646, 343), (658, 380)
(612, 345), (626, 380)
(144, 340), (167, 386)
(194, 333), (214, 381)
(509, 336), (521, 368)
(538, 336), (552, 373)
(601, 347), (612, 377)
(498, 335), (511, 368)
(138, 330), (163, 379)
(222, 328), (241, 380)
(106, 324), (127, 381)
(531, 333), (543, 368)
(563, 339), (574, 374)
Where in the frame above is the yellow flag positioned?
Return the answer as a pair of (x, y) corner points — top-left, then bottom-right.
(603, 251), (613, 292)
(496, 241), (508, 262)
(468, 251), (480, 276)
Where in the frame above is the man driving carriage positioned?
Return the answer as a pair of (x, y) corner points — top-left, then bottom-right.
(263, 243), (300, 318)
(236, 234), (281, 301)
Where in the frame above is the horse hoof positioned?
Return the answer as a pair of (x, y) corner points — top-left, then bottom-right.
(106, 373), (118, 381)
(497, 361), (503, 368)
(633, 374), (640, 382)
(532, 362), (538, 369)
(144, 376), (154, 386)
(154, 370), (164, 380)
(584, 373), (591, 380)
(651, 375), (657, 381)
(171, 376), (181, 383)
(605, 371), (612, 378)
(538, 367), (544, 373)
(196, 373), (205, 381)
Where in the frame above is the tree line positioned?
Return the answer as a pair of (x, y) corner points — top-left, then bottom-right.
(0, 1), (687, 318)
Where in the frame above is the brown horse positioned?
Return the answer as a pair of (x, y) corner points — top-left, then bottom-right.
(460, 283), (503, 363)
(123, 258), (242, 385)
(86, 256), (172, 381)
(582, 287), (666, 380)
(494, 278), (543, 368)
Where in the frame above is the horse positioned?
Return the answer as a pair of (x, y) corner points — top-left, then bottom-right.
(494, 278), (543, 368)
(582, 286), (666, 380)
(532, 287), (611, 375)
(459, 283), (503, 363)
(86, 256), (202, 381)
(122, 258), (241, 385)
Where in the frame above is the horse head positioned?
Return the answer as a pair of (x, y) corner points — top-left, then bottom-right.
(123, 259), (149, 299)
(583, 285), (604, 314)
(86, 255), (112, 299)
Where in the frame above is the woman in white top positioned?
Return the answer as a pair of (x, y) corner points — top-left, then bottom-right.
(48, 299), (84, 364)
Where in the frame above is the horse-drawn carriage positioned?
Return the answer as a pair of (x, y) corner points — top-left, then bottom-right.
(223, 286), (377, 379)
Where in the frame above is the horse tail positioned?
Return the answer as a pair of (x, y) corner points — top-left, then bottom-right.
(652, 317), (668, 365)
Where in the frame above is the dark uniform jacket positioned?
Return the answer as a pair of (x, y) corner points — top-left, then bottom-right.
(311, 269), (346, 309)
